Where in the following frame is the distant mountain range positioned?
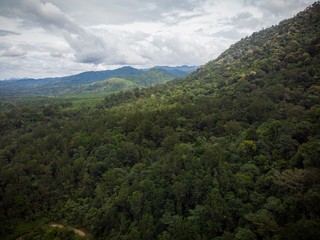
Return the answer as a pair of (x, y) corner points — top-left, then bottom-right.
(0, 65), (198, 97)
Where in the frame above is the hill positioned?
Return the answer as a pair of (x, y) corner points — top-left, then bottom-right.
(63, 78), (138, 95)
(0, 2), (320, 240)
(153, 65), (199, 77)
(0, 66), (197, 98)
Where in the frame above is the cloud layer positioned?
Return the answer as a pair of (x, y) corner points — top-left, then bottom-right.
(3, 45), (27, 57)
(0, 0), (316, 79)
(16, 0), (110, 64)
(0, 30), (20, 36)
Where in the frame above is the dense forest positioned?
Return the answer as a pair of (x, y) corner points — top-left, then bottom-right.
(0, 2), (320, 240)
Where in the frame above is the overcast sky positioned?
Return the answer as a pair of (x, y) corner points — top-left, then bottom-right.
(0, 0), (315, 79)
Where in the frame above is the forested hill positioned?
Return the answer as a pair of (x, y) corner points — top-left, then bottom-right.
(185, 1), (320, 90)
(1, 2), (320, 240)
(0, 66), (197, 97)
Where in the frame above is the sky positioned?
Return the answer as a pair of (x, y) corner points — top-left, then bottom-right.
(0, 0), (315, 79)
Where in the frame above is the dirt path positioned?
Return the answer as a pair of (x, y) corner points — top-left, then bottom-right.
(50, 223), (86, 237)
(50, 224), (64, 228)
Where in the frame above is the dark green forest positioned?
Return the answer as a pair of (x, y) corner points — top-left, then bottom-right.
(1, 2), (320, 240)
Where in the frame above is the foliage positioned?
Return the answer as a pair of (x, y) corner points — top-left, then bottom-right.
(1, 2), (320, 240)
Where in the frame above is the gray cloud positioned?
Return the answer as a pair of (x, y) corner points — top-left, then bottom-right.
(0, 29), (20, 36)
(5, 0), (112, 64)
(49, 0), (203, 25)
(0, 42), (10, 50)
(222, 11), (262, 30)
(0, 0), (201, 26)
(232, 11), (253, 20)
(212, 29), (246, 40)
(50, 51), (63, 58)
(0, 0), (316, 79)
(262, 0), (308, 16)
(242, 0), (314, 17)
(2, 45), (27, 57)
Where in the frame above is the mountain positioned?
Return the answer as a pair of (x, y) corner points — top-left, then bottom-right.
(153, 65), (199, 77)
(0, 66), (197, 98)
(61, 78), (138, 95)
(128, 68), (179, 86)
(51, 66), (143, 87)
(186, 4), (320, 91)
(0, 2), (320, 240)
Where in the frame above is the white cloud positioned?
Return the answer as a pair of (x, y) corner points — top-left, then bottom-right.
(2, 45), (27, 57)
(50, 51), (63, 58)
(0, 0), (316, 79)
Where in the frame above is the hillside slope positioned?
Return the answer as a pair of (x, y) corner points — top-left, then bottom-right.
(186, 2), (320, 89)
(0, 66), (196, 98)
(63, 78), (138, 95)
(0, 2), (320, 240)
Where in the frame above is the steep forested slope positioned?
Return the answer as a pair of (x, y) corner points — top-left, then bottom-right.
(0, 2), (320, 240)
